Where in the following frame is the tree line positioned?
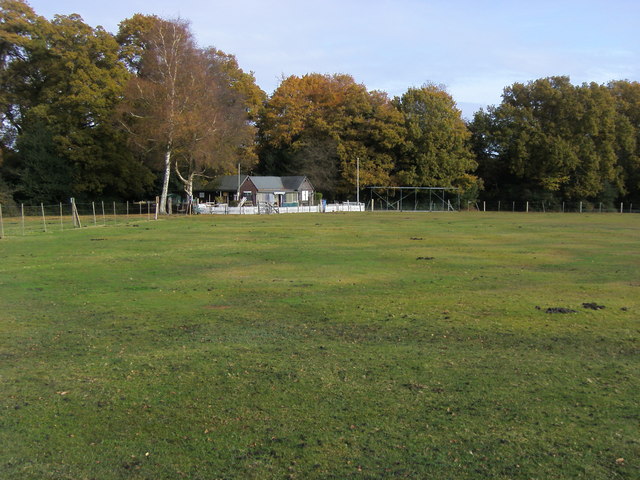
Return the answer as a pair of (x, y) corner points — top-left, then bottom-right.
(1, 1), (639, 210)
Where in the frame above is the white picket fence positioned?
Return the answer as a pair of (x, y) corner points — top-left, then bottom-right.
(195, 202), (365, 215)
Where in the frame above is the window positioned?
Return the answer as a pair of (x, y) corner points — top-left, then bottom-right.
(285, 192), (297, 203)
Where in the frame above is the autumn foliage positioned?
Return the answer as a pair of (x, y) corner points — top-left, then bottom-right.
(1, 0), (639, 208)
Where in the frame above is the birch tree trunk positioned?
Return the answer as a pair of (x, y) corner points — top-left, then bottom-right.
(159, 145), (172, 214)
(175, 163), (196, 214)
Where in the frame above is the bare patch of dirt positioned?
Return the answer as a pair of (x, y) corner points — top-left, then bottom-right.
(582, 302), (605, 310)
(543, 307), (577, 314)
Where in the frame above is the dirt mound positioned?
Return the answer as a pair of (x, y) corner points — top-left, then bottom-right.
(582, 302), (605, 310)
(544, 307), (577, 314)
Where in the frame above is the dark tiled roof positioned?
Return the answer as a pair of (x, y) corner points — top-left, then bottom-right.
(212, 175), (248, 191)
(210, 175), (312, 192)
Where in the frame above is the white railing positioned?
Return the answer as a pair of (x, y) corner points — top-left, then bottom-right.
(194, 202), (365, 215)
(325, 202), (365, 213)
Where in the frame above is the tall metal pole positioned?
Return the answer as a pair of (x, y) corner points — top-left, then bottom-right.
(356, 157), (360, 205)
(237, 163), (241, 202)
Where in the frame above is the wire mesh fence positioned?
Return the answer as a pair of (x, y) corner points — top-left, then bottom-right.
(468, 200), (638, 213)
(0, 200), (158, 238)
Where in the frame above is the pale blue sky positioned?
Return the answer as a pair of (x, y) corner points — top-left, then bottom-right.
(25, 0), (640, 119)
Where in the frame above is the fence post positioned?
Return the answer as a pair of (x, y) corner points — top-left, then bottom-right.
(21, 203), (25, 235)
(512, 201), (515, 212)
(60, 203), (63, 231)
(71, 199), (76, 227)
(579, 201), (583, 213)
(126, 201), (129, 219)
(0, 203), (4, 239)
(41, 203), (47, 232)
(498, 201), (501, 212)
(562, 202), (565, 213)
(526, 201), (529, 213)
(71, 198), (82, 228)
(541, 201), (545, 213)
(620, 202), (623, 213)
(92, 202), (97, 226)
(154, 199), (159, 220)
(599, 202), (602, 213)
(147, 202), (151, 221)
(113, 201), (117, 225)
(483, 201), (486, 212)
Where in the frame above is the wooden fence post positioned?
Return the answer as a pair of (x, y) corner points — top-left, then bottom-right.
(92, 202), (97, 226)
(41, 203), (47, 232)
(71, 198), (82, 228)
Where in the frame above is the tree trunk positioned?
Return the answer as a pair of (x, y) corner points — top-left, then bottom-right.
(159, 146), (171, 214)
(184, 172), (195, 215)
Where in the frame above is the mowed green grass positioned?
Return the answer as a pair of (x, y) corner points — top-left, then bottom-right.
(0, 212), (638, 479)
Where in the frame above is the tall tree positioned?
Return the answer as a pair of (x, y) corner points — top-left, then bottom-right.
(258, 73), (405, 199)
(172, 48), (259, 202)
(0, 0), (153, 202)
(118, 16), (197, 213)
(470, 76), (622, 203)
(393, 84), (477, 190)
(608, 80), (640, 202)
(118, 16), (262, 210)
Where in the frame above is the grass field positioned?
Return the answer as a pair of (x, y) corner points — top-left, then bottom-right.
(1, 212), (638, 479)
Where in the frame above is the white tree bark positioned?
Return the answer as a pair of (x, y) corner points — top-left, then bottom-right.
(159, 145), (172, 214)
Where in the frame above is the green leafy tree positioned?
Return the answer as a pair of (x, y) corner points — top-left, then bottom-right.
(0, 0), (154, 202)
(5, 120), (73, 203)
(608, 80), (640, 202)
(470, 76), (622, 203)
(393, 85), (477, 191)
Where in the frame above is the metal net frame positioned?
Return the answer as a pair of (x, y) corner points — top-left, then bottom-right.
(367, 186), (460, 211)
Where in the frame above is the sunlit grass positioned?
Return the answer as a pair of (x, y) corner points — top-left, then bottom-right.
(1, 212), (638, 479)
